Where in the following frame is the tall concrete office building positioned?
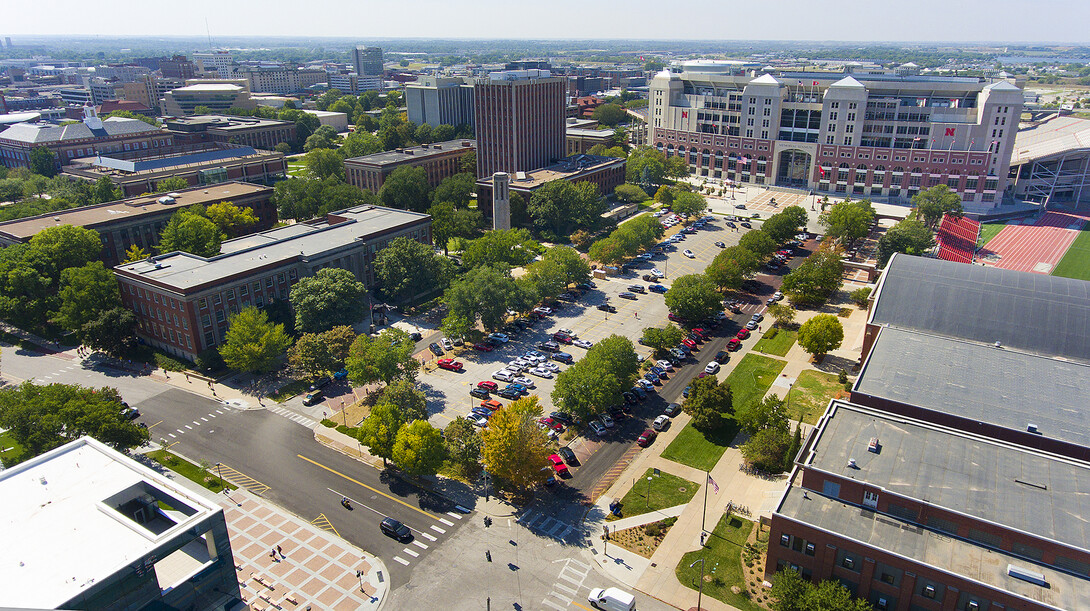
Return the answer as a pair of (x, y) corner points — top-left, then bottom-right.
(406, 76), (475, 128)
(353, 46), (384, 77)
(474, 69), (566, 179)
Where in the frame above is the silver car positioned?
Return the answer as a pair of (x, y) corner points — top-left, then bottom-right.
(588, 421), (607, 436)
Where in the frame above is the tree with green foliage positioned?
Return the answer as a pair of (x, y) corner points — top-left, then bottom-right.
(551, 335), (639, 421)
(29, 146), (57, 177)
(444, 417), (482, 477)
(155, 176), (190, 193)
(158, 206), (224, 257)
(592, 103), (626, 126)
(288, 326), (355, 380)
(735, 395), (790, 437)
(739, 230), (778, 258)
(205, 200), (258, 236)
(430, 172), (476, 208)
(444, 265), (535, 331)
(303, 125), (339, 152)
(641, 325), (684, 355)
(796, 313), (844, 358)
(441, 310), (474, 343)
(527, 179), (604, 237)
(587, 144), (627, 158)
(346, 328), (420, 386)
(671, 191), (707, 218)
(272, 176), (373, 221)
(0, 381), (149, 460)
(626, 146), (668, 186)
(876, 218), (935, 268)
(761, 206), (809, 244)
(218, 307), (292, 373)
(542, 245), (591, 286)
(706, 246), (760, 290)
(56, 262), (120, 335)
(849, 286), (873, 308)
(304, 147), (345, 181)
(654, 185), (674, 205)
(912, 184), (963, 229)
(339, 130), (383, 159)
(289, 268), (368, 334)
(480, 397), (550, 491)
(684, 375), (734, 431)
(766, 303), (796, 328)
(102, 110), (159, 126)
(374, 236), (454, 303)
(819, 198), (876, 249)
(92, 176), (122, 204)
(614, 184), (649, 203)
(0, 245), (55, 329)
(379, 165), (431, 212)
(392, 419), (445, 477)
(666, 155), (689, 179)
(664, 273), (721, 322)
(428, 202), (482, 254)
(28, 224), (103, 280)
(741, 425), (792, 473)
(80, 307), (138, 357)
(521, 257), (566, 302)
(380, 379), (428, 422)
(771, 569), (872, 611)
(123, 244), (147, 263)
(462, 228), (543, 269)
(357, 402), (405, 467)
(781, 250), (844, 306)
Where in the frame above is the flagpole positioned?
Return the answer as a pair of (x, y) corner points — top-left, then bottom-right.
(701, 472), (709, 537)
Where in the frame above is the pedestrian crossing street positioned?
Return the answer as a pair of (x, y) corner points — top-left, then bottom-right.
(542, 557), (592, 611)
(516, 509), (581, 544)
(265, 404), (318, 428)
(391, 510), (463, 567)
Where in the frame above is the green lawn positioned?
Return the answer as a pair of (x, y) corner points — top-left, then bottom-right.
(146, 449), (236, 493)
(661, 421), (739, 471)
(607, 467), (699, 520)
(270, 379), (310, 403)
(0, 429), (28, 467)
(752, 329), (797, 357)
(676, 514), (761, 611)
(724, 353), (788, 414)
(978, 221), (1013, 247)
(787, 369), (846, 425)
(286, 162), (308, 178)
(1052, 223), (1090, 281)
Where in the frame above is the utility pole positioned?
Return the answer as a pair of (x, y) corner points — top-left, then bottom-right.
(690, 557), (706, 611)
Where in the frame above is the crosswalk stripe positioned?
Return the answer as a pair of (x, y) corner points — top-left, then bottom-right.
(430, 525), (446, 534)
(553, 582), (577, 595)
(402, 548), (419, 557)
(421, 532), (437, 541)
(558, 572), (582, 585)
(394, 556), (410, 566)
(541, 598), (567, 611)
(567, 558), (590, 571)
(446, 512), (463, 519)
(201, 417), (208, 422)
(412, 540), (428, 549)
(438, 518), (454, 526)
(168, 433), (176, 438)
(548, 591), (571, 602)
(184, 425), (192, 430)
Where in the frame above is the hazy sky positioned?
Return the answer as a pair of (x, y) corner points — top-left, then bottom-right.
(6, 0), (1090, 43)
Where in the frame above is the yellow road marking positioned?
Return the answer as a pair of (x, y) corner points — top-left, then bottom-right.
(571, 601), (595, 611)
(311, 513), (340, 537)
(296, 454), (440, 521)
(215, 464), (271, 494)
(148, 419), (163, 430)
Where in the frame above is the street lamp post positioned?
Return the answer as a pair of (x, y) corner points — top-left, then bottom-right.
(215, 462), (224, 490)
(646, 476), (653, 509)
(690, 557), (707, 611)
(356, 570), (365, 592)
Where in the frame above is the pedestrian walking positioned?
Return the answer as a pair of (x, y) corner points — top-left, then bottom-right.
(277, 545), (283, 557)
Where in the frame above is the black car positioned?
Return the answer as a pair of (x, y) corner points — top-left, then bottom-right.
(642, 274), (657, 282)
(715, 350), (730, 364)
(552, 352), (574, 364)
(497, 388), (523, 400)
(380, 517), (412, 541)
(664, 403), (683, 417)
(597, 304), (617, 313)
(538, 340), (561, 352)
(308, 376), (332, 392)
(576, 282), (596, 291)
(618, 292), (637, 300)
(470, 388), (491, 399)
(557, 446), (578, 465)
(630, 387), (648, 400)
(622, 391), (638, 405)
(429, 342), (444, 356)
(409, 332), (423, 342)
(740, 221), (752, 229)
(627, 285), (646, 294)
(550, 411), (574, 425)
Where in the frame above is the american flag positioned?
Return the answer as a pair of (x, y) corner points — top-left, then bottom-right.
(708, 474), (720, 494)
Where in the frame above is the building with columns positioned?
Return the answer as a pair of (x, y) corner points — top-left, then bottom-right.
(650, 62), (1024, 211)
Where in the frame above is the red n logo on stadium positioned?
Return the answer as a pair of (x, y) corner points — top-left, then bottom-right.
(945, 128), (956, 137)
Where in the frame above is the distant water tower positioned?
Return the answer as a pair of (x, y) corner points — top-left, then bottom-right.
(492, 172), (511, 231)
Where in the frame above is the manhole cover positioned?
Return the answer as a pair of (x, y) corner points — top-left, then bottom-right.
(678, 487), (687, 493)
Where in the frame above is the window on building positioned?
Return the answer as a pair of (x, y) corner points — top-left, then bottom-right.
(199, 298), (207, 309)
(215, 310), (225, 323)
(240, 285), (248, 297)
(213, 294), (221, 305)
(780, 534), (790, 547)
(227, 289), (235, 300)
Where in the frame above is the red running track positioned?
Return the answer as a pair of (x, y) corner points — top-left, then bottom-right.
(983, 212), (1088, 273)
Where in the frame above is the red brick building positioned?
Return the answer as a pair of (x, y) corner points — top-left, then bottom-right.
(344, 139), (475, 193)
(474, 70), (566, 179)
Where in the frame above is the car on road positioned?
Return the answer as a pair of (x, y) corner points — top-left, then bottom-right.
(122, 405), (140, 420)
(492, 370), (514, 382)
(618, 292), (637, 300)
(473, 342), (494, 352)
(664, 403), (683, 417)
(588, 421), (607, 436)
(428, 342), (444, 356)
(745, 320), (759, 330)
(552, 352), (574, 364)
(637, 428), (657, 447)
(683, 249), (695, 258)
(547, 453), (570, 477)
(705, 362), (721, 374)
(715, 350), (730, 364)
(653, 414), (670, 431)
(470, 387), (491, 399)
(380, 518), (412, 542)
(752, 313), (764, 322)
(302, 391), (323, 406)
(737, 328), (751, 340)
(572, 338), (593, 349)
(773, 291), (784, 301)
(529, 366), (554, 378)
(715, 241), (726, 248)
(599, 413), (615, 428)
(512, 376), (536, 388)
(538, 341), (561, 352)
(557, 446), (578, 465)
(436, 358), (464, 372)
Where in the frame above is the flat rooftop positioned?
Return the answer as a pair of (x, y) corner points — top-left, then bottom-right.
(0, 182), (271, 241)
(115, 204), (430, 292)
(871, 254), (1090, 364)
(72, 145), (272, 174)
(344, 138), (475, 167)
(0, 437), (221, 609)
(1012, 115), (1090, 164)
(166, 114), (292, 131)
(855, 327), (1090, 449)
(479, 154), (624, 191)
(777, 485), (1083, 611)
(805, 401), (1090, 554)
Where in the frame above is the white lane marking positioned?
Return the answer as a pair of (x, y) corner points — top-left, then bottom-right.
(184, 425), (192, 430)
(421, 532), (437, 541)
(208, 413), (215, 418)
(200, 417), (208, 422)
(430, 525), (446, 534)
(192, 421), (201, 426)
(402, 548), (419, 558)
(438, 518), (454, 526)
(446, 512), (463, 519)
(393, 556), (410, 566)
(168, 433), (176, 438)
(412, 540), (428, 549)
(553, 582), (577, 595)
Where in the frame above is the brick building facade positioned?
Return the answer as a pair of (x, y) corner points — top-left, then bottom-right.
(344, 139), (475, 193)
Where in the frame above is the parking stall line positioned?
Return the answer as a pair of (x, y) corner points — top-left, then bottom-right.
(430, 525), (446, 534)
(393, 556), (410, 566)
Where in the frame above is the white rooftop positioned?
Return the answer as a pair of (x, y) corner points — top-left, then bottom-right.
(0, 437), (221, 608)
(175, 83), (243, 92)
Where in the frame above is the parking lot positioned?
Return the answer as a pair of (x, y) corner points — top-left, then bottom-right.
(416, 214), (758, 430)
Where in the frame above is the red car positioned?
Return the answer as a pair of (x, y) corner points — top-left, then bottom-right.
(552, 332), (574, 344)
(637, 428), (657, 447)
(537, 417), (564, 432)
(437, 358), (463, 371)
(681, 338), (698, 350)
(736, 328), (751, 340)
(668, 313), (685, 322)
(478, 381), (498, 392)
(473, 342), (494, 352)
(480, 399), (503, 411)
(547, 453), (570, 477)
(692, 328), (710, 339)
(727, 338), (742, 351)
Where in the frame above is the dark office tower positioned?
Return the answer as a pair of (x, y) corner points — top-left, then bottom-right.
(473, 69), (566, 179)
(353, 46), (384, 77)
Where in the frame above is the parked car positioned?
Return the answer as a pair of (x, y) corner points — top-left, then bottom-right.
(492, 370), (514, 382)
(737, 328), (751, 340)
(308, 376), (331, 392)
(505, 383), (529, 395)
(488, 332), (510, 344)
(466, 413), (489, 427)
(441, 337), (455, 351)
(533, 306), (554, 316)
(651, 268), (665, 278)
(599, 413), (615, 428)
(380, 518), (412, 541)
(740, 221), (752, 229)
(552, 352), (574, 364)
(715, 350), (730, 364)
(627, 285), (646, 294)
(473, 342), (494, 352)
(548, 453), (571, 477)
(333, 368), (348, 380)
(538, 341), (561, 352)
(588, 421), (607, 436)
(664, 403), (683, 417)
(746, 320), (759, 330)
(529, 366), (555, 378)
(557, 446), (578, 465)
(637, 428), (657, 447)
(752, 313), (765, 323)
(553, 332), (574, 344)
(303, 391), (324, 406)
(715, 241), (726, 248)
(705, 362), (721, 374)
(727, 338), (742, 351)
(597, 303), (618, 313)
(512, 376), (536, 388)
(619, 292), (637, 300)
(637, 379), (655, 392)
(551, 411), (575, 424)
(429, 342), (444, 356)
(653, 414), (670, 431)
(409, 332), (423, 342)
(437, 358), (463, 371)
(572, 338), (593, 349)
(470, 387), (491, 399)
(497, 387), (522, 400)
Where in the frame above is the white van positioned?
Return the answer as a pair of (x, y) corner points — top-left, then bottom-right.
(588, 587), (636, 611)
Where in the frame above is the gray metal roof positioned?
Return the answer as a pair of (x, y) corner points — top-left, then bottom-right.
(856, 327), (1090, 449)
(777, 485), (1082, 611)
(0, 117), (159, 144)
(805, 401), (1090, 553)
(872, 254), (1090, 363)
(344, 139), (475, 167)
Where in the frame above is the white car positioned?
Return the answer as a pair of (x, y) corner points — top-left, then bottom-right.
(683, 249), (695, 258)
(705, 362), (721, 374)
(557, 328), (576, 337)
(651, 268), (665, 278)
(573, 338), (593, 349)
(523, 352), (546, 364)
(512, 376), (536, 388)
(652, 211), (665, 218)
(533, 306), (553, 315)
(510, 357), (531, 369)
(492, 370), (514, 382)
(588, 421), (607, 436)
(540, 361), (561, 373)
(653, 414), (670, 431)
(657, 359), (675, 371)
(600, 413), (615, 428)
(467, 413), (489, 427)
(441, 337), (454, 351)
(636, 253), (652, 261)
(529, 367), (554, 378)
(488, 332), (509, 344)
